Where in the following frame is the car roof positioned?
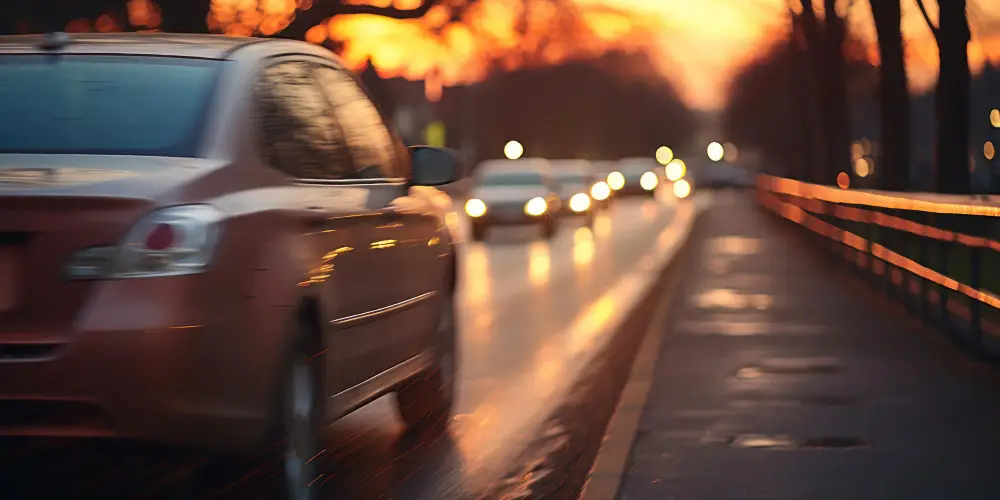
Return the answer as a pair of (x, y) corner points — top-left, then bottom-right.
(548, 159), (592, 171)
(0, 33), (280, 60)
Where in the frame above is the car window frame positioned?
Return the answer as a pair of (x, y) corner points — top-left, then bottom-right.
(251, 54), (407, 186)
(311, 65), (409, 181)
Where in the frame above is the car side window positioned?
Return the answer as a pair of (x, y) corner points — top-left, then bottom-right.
(255, 61), (353, 179)
(313, 66), (399, 179)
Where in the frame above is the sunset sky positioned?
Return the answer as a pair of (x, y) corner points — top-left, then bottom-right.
(210, 0), (1000, 110)
(597, 0), (1000, 110)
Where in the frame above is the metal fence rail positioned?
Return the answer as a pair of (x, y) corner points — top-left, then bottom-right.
(756, 174), (1000, 359)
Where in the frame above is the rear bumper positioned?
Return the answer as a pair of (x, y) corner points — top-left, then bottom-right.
(0, 275), (286, 451)
(616, 184), (656, 196)
(473, 213), (553, 226)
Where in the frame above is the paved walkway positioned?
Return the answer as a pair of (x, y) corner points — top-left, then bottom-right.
(617, 192), (1000, 500)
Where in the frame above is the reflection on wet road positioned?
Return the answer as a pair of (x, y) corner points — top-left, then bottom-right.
(321, 192), (685, 499)
(1, 191), (688, 500)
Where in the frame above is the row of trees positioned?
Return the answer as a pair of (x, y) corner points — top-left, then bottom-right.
(724, 0), (975, 194)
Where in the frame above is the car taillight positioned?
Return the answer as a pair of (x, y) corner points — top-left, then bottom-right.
(145, 223), (175, 251)
(65, 205), (225, 280)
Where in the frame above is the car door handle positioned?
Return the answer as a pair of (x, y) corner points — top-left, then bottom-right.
(378, 208), (404, 221)
(305, 207), (328, 229)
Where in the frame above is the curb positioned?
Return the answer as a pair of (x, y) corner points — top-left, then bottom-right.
(577, 200), (705, 500)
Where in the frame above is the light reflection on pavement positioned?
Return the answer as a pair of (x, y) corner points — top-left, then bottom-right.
(322, 191), (685, 499)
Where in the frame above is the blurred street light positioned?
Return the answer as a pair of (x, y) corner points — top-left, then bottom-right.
(504, 140), (524, 160)
(986, 141), (996, 160)
(655, 146), (674, 165)
(707, 141), (724, 162)
(991, 109), (1000, 129)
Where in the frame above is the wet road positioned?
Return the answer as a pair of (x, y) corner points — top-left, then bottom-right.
(2, 190), (695, 499)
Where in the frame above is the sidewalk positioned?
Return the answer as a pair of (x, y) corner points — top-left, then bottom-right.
(616, 192), (1000, 500)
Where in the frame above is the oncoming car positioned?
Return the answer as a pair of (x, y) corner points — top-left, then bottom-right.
(549, 159), (605, 219)
(465, 159), (560, 241)
(615, 157), (662, 196)
(0, 33), (462, 500)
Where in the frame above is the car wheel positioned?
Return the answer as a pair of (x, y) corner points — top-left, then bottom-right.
(542, 219), (557, 239)
(280, 325), (325, 500)
(396, 293), (456, 432)
(471, 224), (486, 242)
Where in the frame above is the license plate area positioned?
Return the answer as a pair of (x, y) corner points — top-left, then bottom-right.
(0, 246), (17, 312)
(0, 233), (28, 313)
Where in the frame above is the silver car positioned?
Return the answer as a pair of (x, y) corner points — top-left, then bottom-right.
(465, 159), (560, 240)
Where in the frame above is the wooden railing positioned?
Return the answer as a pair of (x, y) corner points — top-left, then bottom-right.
(757, 174), (1000, 358)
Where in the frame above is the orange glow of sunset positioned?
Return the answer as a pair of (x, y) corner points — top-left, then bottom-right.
(198, 0), (1000, 108)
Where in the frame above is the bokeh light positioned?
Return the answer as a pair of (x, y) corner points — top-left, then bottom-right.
(707, 141), (724, 162)
(665, 159), (686, 181)
(673, 179), (691, 198)
(986, 141), (996, 161)
(991, 109), (1000, 129)
(722, 142), (739, 162)
(607, 172), (625, 191)
(655, 146), (674, 165)
(854, 157), (871, 177)
(836, 172), (850, 190)
(504, 140), (524, 160)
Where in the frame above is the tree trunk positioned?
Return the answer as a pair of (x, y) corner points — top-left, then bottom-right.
(824, 0), (851, 186)
(870, 0), (910, 191)
(795, 5), (829, 183)
(935, 0), (971, 193)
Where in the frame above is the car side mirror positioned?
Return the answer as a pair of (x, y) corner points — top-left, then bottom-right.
(409, 146), (463, 186)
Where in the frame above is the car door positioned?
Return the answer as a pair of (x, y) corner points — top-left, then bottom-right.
(254, 59), (389, 394)
(313, 65), (444, 369)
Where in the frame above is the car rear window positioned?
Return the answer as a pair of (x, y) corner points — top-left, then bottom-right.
(553, 170), (588, 183)
(0, 55), (220, 157)
(479, 171), (544, 186)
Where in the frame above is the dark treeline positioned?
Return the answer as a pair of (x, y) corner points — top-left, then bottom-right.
(724, 0), (988, 194)
(441, 50), (697, 163)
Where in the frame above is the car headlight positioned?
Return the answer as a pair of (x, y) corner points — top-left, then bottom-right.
(524, 197), (548, 216)
(591, 181), (611, 201)
(569, 193), (592, 212)
(66, 205), (224, 280)
(465, 198), (487, 218)
(665, 159), (686, 181)
(640, 171), (659, 191)
(607, 171), (625, 190)
(673, 178), (692, 199)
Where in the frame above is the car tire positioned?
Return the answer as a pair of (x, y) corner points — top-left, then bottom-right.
(277, 322), (326, 500)
(395, 293), (456, 433)
(542, 219), (557, 239)
(471, 224), (486, 242)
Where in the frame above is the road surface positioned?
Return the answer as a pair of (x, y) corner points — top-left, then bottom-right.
(1, 189), (693, 499)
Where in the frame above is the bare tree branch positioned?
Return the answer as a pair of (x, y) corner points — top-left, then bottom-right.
(914, 0), (940, 40)
(280, 0), (441, 39)
(333, 0), (440, 19)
